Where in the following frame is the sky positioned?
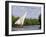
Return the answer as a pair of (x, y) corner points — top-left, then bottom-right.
(12, 5), (41, 19)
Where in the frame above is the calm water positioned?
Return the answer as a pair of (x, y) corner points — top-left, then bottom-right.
(12, 25), (40, 31)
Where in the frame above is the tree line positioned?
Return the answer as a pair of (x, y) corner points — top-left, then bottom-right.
(12, 15), (41, 27)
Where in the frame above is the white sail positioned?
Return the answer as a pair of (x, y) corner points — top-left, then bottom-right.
(15, 12), (27, 25)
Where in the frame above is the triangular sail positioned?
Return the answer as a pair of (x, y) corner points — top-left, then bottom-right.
(15, 12), (27, 25)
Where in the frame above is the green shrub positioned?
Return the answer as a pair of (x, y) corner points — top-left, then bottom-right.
(12, 16), (40, 27)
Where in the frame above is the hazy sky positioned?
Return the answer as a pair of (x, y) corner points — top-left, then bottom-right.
(12, 5), (41, 19)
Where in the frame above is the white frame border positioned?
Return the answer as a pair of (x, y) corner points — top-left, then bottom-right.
(9, 3), (44, 35)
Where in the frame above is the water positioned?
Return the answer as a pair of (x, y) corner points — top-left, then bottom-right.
(12, 25), (40, 31)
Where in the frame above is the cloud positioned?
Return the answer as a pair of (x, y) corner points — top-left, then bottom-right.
(12, 5), (41, 19)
